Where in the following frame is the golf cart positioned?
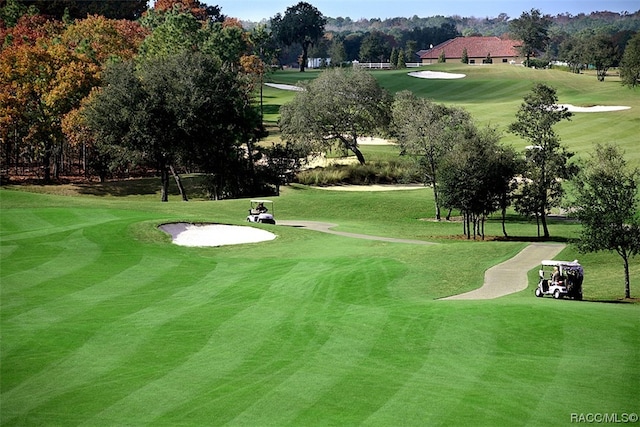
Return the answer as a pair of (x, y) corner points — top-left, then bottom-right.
(535, 259), (583, 300)
(246, 199), (275, 224)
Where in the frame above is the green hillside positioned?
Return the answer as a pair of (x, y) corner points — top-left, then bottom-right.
(267, 64), (640, 165)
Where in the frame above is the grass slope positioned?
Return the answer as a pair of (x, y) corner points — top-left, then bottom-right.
(2, 187), (639, 426)
(267, 64), (640, 166)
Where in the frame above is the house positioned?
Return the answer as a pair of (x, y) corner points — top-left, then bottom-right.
(418, 36), (524, 65)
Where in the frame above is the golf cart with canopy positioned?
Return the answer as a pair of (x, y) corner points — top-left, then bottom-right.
(535, 259), (583, 300)
(246, 199), (275, 224)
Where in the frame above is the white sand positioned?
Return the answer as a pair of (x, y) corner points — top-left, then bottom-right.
(159, 223), (276, 247)
(557, 104), (631, 113)
(408, 70), (466, 79)
(265, 83), (304, 91)
(316, 184), (425, 191)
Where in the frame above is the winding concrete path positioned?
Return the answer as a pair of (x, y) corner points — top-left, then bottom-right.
(279, 221), (566, 300)
(441, 242), (566, 300)
(278, 220), (436, 245)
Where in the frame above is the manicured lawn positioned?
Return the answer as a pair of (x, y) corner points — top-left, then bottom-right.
(268, 64), (640, 166)
(2, 62), (639, 426)
(1, 187), (639, 426)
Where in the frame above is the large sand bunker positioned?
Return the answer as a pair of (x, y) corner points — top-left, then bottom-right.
(408, 70), (466, 79)
(265, 83), (304, 91)
(558, 104), (631, 113)
(160, 223), (276, 247)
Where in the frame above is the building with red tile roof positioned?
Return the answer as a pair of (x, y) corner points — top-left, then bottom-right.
(418, 36), (524, 65)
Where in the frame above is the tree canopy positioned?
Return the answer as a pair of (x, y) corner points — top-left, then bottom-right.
(391, 91), (472, 220)
(278, 67), (390, 165)
(271, 1), (326, 71)
(620, 32), (640, 87)
(509, 8), (551, 66)
(509, 83), (575, 238)
(572, 144), (640, 299)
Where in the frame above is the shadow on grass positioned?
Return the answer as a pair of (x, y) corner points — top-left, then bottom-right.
(493, 235), (572, 243)
(262, 104), (281, 116)
(76, 175), (210, 198)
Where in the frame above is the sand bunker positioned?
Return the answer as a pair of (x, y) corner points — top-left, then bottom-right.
(160, 223), (276, 247)
(408, 70), (466, 79)
(557, 104), (631, 113)
(265, 83), (304, 91)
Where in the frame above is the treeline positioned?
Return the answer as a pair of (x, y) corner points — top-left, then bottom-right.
(0, 0), (290, 200)
(278, 10), (640, 66)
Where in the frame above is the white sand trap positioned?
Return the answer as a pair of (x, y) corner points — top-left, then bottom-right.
(558, 104), (631, 113)
(357, 136), (395, 145)
(265, 83), (304, 91)
(160, 223), (276, 247)
(316, 184), (425, 191)
(408, 70), (466, 79)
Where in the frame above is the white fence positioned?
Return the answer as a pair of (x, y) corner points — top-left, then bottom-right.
(353, 62), (422, 69)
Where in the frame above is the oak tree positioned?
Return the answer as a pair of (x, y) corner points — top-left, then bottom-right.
(279, 67), (390, 165)
(271, 2), (326, 72)
(572, 144), (640, 299)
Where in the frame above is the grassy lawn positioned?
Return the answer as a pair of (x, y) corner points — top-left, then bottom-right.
(2, 64), (639, 426)
(1, 184), (639, 426)
(267, 64), (640, 166)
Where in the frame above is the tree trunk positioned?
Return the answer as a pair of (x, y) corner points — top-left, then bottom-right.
(42, 144), (52, 182)
(541, 213), (550, 238)
(351, 145), (366, 165)
(169, 165), (188, 201)
(161, 166), (169, 202)
(433, 184), (441, 221)
(623, 252), (631, 299)
(501, 205), (508, 237)
(300, 41), (310, 72)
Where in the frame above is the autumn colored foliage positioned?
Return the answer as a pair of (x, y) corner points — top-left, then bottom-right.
(0, 13), (149, 181)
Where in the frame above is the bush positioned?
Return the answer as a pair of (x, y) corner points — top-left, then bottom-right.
(295, 160), (422, 186)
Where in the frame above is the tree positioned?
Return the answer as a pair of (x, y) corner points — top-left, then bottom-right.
(583, 31), (618, 81)
(389, 47), (398, 68)
(461, 47), (468, 64)
(572, 144), (640, 299)
(279, 68), (390, 165)
(84, 52), (260, 201)
(391, 91), (472, 220)
(509, 83), (575, 238)
(620, 32), (640, 87)
(358, 30), (390, 62)
(439, 127), (517, 239)
(271, 1), (326, 72)
(396, 48), (406, 68)
(509, 8), (551, 66)
(13, 0), (148, 20)
(558, 34), (586, 74)
(328, 37), (346, 66)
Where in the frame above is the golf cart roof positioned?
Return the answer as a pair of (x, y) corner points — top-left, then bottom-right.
(541, 259), (581, 267)
(250, 199), (273, 204)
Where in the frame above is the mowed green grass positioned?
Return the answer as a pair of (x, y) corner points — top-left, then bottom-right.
(267, 64), (640, 166)
(2, 64), (639, 425)
(1, 185), (639, 426)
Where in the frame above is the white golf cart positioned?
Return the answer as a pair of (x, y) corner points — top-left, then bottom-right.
(246, 199), (275, 224)
(535, 259), (583, 300)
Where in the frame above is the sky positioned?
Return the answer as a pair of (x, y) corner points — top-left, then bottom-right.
(208, 0), (639, 22)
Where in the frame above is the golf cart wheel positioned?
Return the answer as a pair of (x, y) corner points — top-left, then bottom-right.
(553, 289), (562, 299)
(535, 288), (543, 297)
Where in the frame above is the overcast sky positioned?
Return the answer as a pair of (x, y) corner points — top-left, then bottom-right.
(207, 0), (638, 22)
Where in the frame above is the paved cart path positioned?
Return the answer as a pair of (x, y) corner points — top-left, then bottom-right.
(279, 221), (565, 300)
(441, 242), (566, 300)
(278, 220), (437, 245)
